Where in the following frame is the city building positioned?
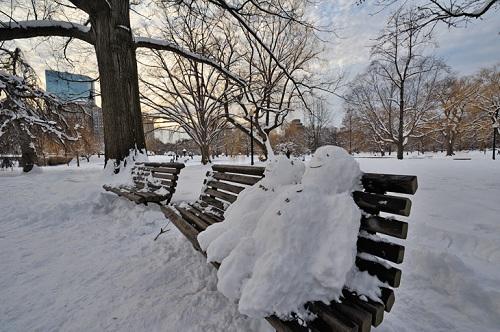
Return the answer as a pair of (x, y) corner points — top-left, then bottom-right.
(288, 119), (306, 135)
(45, 70), (94, 102)
(45, 70), (104, 152)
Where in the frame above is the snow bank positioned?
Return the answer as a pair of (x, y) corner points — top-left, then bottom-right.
(198, 146), (363, 319)
(2, 154), (500, 331)
(102, 148), (149, 186)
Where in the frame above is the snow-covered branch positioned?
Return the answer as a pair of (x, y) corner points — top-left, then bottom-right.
(0, 20), (94, 45)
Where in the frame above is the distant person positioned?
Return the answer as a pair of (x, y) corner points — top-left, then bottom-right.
(182, 148), (187, 157)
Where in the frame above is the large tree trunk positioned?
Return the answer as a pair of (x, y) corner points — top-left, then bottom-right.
(446, 136), (455, 156)
(200, 144), (211, 165)
(91, 1), (145, 170)
(19, 135), (36, 172)
(396, 141), (404, 160)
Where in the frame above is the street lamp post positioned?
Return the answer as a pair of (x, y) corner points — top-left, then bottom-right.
(249, 110), (255, 165)
(493, 110), (499, 161)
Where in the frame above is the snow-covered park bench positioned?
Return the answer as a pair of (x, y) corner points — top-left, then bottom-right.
(103, 162), (185, 205)
(161, 163), (417, 332)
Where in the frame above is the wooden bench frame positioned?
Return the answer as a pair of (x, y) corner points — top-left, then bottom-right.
(161, 164), (417, 332)
(103, 162), (185, 205)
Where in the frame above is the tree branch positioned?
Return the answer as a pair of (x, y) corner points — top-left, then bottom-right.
(135, 36), (246, 87)
(67, 0), (111, 14)
(0, 20), (94, 45)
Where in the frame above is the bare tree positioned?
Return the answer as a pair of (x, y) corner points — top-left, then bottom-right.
(305, 97), (331, 151)
(222, 3), (335, 158)
(433, 76), (482, 155)
(0, 48), (79, 171)
(474, 64), (500, 158)
(140, 4), (241, 164)
(348, 8), (447, 159)
(359, 0), (499, 27)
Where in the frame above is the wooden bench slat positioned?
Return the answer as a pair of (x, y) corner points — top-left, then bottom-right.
(193, 201), (225, 220)
(308, 302), (359, 332)
(357, 237), (405, 264)
(135, 181), (157, 190)
(103, 185), (146, 204)
(134, 178), (175, 191)
(161, 206), (201, 250)
(205, 180), (246, 195)
(204, 188), (238, 204)
(152, 167), (181, 175)
(199, 195), (226, 211)
(212, 164), (266, 176)
(329, 301), (372, 332)
(360, 215), (408, 239)
(135, 168), (154, 176)
(121, 191), (146, 204)
(380, 287), (395, 312)
(342, 290), (385, 327)
(151, 172), (178, 181)
(265, 316), (309, 332)
(308, 318), (344, 332)
(158, 179), (174, 187)
(211, 171), (262, 186)
(134, 191), (170, 203)
(353, 191), (412, 217)
(187, 204), (221, 225)
(362, 173), (418, 195)
(177, 206), (210, 231)
(355, 257), (402, 287)
(140, 162), (185, 169)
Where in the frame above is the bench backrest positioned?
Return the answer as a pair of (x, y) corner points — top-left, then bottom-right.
(131, 162), (185, 199)
(200, 164), (266, 211)
(199, 164), (417, 313)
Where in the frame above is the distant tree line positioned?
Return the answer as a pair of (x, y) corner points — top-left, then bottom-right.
(342, 7), (499, 159)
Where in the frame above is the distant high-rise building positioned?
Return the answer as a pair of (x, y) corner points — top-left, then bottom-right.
(90, 104), (104, 152)
(288, 119), (305, 135)
(45, 70), (95, 102)
(45, 70), (103, 152)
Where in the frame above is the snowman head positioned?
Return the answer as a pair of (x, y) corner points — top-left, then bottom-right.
(304, 146), (361, 194)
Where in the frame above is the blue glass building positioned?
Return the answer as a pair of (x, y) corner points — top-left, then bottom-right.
(45, 70), (94, 102)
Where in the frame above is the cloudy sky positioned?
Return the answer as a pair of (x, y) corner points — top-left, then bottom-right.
(309, 0), (499, 123)
(315, 1), (499, 73)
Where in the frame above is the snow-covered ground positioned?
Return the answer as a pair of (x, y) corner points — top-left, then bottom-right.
(1, 152), (499, 331)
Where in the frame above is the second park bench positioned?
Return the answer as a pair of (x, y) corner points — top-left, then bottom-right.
(103, 162), (185, 205)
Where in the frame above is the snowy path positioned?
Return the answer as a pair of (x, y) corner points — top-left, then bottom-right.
(1, 156), (499, 331)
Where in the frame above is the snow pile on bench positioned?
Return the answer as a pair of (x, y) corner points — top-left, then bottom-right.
(198, 146), (363, 319)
